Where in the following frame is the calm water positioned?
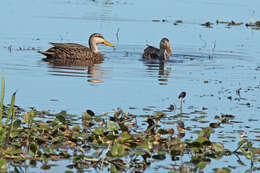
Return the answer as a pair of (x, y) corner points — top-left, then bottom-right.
(1, 0), (260, 172)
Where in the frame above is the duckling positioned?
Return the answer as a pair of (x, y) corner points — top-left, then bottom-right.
(39, 33), (114, 64)
(143, 38), (172, 60)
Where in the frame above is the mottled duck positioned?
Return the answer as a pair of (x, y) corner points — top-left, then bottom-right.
(39, 33), (114, 65)
(143, 38), (172, 60)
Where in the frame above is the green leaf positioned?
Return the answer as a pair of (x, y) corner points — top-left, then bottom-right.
(121, 131), (131, 140)
(134, 150), (146, 156)
(6, 148), (23, 155)
(194, 136), (210, 144)
(28, 110), (35, 123)
(41, 154), (49, 164)
(199, 127), (213, 139)
(155, 111), (166, 118)
(40, 164), (51, 170)
(214, 167), (231, 173)
(82, 112), (92, 121)
(13, 119), (22, 129)
(92, 127), (105, 135)
(197, 161), (209, 170)
(111, 143), (125, 157)
(30, 143), (38, 154)
(0, 158), (8, 171)
(64, 171), (74, 173)
(111, 164), (121, 173)
(142, 140), (153, 150)
(212, 142), (224, 153)
(56, 115), (66, 124)
(237, 139), (247, 147)
(72, 125), (81, 132)
(245, 151), (253, 160)
(107, 121), (119, 131)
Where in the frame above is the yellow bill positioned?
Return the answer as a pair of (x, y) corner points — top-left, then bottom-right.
(166, 45), (172, 55)
(103, 40), (115, 47)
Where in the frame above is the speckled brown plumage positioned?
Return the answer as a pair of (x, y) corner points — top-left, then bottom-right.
(143, 46), (168, 60)
(40, 43), (104, 65)
(39, 33), (114, 66)
(142, 38), (172, 61)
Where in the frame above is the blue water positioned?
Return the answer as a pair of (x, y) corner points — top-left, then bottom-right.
(0, 0), (260, 172)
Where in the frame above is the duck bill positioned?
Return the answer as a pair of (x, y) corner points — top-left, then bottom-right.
(166, 46), (172, 55)
(103, 40), (115, 47)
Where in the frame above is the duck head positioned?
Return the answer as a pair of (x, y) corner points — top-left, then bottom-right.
(89, 33), (114, 53)
(160, 38), (172, 56)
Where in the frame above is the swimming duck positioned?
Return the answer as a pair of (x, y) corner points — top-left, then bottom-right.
(39, 33), (114, 64)
(142, 38), (172, 60)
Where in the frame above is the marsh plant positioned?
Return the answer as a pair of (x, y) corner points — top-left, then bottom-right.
(0, 74), (259, 173)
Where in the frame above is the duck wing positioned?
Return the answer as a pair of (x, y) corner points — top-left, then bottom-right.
(40, 44), (104, 65)
(49, 42), (87, 49)
(143, 45), (160, 59)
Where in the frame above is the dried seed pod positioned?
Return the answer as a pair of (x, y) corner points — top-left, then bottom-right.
(178, 92), (186, 99)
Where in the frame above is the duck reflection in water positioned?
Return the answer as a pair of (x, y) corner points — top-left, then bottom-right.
(143, 60), (171, 85)
(46, 61), (105, 83)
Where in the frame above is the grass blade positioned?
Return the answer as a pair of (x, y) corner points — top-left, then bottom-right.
(0, 73), (5, 122)
(4, 92), (16, 145)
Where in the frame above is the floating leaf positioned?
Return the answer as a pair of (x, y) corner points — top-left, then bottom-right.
(212, 142), (224, 153)
(199, 127), (213, 139)
(157, 129), (168, 135)
(92, 127), (105, 135)
(194, 136), (210, 145)
(64, 171), (74, 173)
(111, 143), (125, 157)
(155, 111), (167, 118)
(197, 161), (209, 170)
(29, 143), (38, 154)
(111, 164), (121, 173)
(134, 150), (146, 156)
(82, 112), (92, 121)
(40, 164), (51, 170)
(6, 148), (23, 155)
(107, 121), (119, 131)
(213, 167), (231, 173)
(245, 151), (253, 160)
(121, 131), (131, 140)
(56, 115), (66, 124)
(0, 159), (8, 171)
(142, 140), (153, 150)
(72, 125), (81, 132)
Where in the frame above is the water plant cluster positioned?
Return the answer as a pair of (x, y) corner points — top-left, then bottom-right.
(0, 74), (259, 173)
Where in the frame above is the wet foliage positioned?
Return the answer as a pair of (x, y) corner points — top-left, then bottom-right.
(0, 76), (259, 172)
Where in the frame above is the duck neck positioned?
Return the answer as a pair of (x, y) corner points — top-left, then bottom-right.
(159, 48), (167, 60)
(159, 48), (165, 56)
(89, 40), (99, 53)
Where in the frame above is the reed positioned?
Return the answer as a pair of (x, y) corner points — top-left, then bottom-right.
(0, 73), (17, 147)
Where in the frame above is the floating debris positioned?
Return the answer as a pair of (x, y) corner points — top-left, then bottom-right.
(216, 20), (243, 26)
(201, 21), (213, 28)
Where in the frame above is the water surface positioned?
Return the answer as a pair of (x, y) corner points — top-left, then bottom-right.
(0, 0), (260, 172)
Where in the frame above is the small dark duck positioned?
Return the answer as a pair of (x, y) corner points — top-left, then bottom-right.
(39, 33), (114, 64)
(143, 38), (172, 60)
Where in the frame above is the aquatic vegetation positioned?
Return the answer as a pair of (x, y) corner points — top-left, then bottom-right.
(0, 75), (259, 172)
